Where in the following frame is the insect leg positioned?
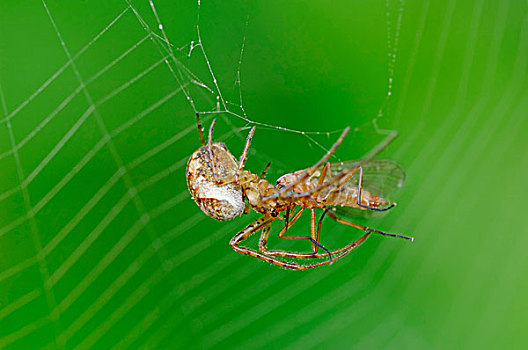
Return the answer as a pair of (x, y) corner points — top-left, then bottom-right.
(258, 224), (271, 252)
(310, 208), (322, 253)
(262, 127), (350, 203)
(275, 207), (331, 260)
(260, 207), (355, 262)
(315, 208), (329, 251)
(230, 216), (301, 269)
(284, 205), (294, 231)
(326, 211), (414, 242)
(258, 209), (302, 255)
(233, 214), (371, 270)
(318, 162), (331, 186)
(257, 207), (321, 258)
(356, 165), (396, 211)
(261, 217), (371, 263)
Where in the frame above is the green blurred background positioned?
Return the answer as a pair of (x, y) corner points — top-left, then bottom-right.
(1, 0), (527, 349)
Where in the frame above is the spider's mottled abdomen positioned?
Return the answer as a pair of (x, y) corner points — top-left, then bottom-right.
(186, 143), (244, 221)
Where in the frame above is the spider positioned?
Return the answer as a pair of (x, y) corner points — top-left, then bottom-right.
(186, 114), (413, 270)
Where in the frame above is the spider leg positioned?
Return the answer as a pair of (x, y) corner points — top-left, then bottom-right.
(258, 217), (370, 261)
(204, 122), (257, 186)
(195, 113), (206, 146)
(326, 211), (414, 242)
(204, 119), (253, 187)
(258, 207), (368, 263)
(272, 207), (332, 261)
(207, 119), (220, 183)
(235, 126), (256, 183)
(230, 216), (300, 269)
(356, 165), (396, 212)
(232, 215), (369, 270)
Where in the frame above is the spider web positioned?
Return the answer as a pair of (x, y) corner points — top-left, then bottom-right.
(0, 0), (405, 348)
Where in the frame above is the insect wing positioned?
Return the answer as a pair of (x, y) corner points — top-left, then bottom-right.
(328, 160), (405, 218)
(329, 160), (405, 198)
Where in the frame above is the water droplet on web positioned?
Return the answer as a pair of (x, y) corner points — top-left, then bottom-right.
(158, 24), (163, 30)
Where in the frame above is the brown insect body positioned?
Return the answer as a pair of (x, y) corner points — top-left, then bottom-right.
(276, 168), (389, 210)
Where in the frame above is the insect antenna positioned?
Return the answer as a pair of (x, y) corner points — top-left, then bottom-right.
(195, 113), (206, 146)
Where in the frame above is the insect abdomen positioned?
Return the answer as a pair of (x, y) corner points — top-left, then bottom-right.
(322, 187), (381, 209)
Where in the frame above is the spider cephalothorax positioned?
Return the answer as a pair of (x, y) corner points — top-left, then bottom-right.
(186, 117), (287, 221)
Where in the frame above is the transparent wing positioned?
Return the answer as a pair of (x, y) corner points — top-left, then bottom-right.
(328, 160), (405, 199)
(323, 160), (406, 219)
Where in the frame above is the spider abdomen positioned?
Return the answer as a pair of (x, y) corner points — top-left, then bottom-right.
(186, 144), (244, 221)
